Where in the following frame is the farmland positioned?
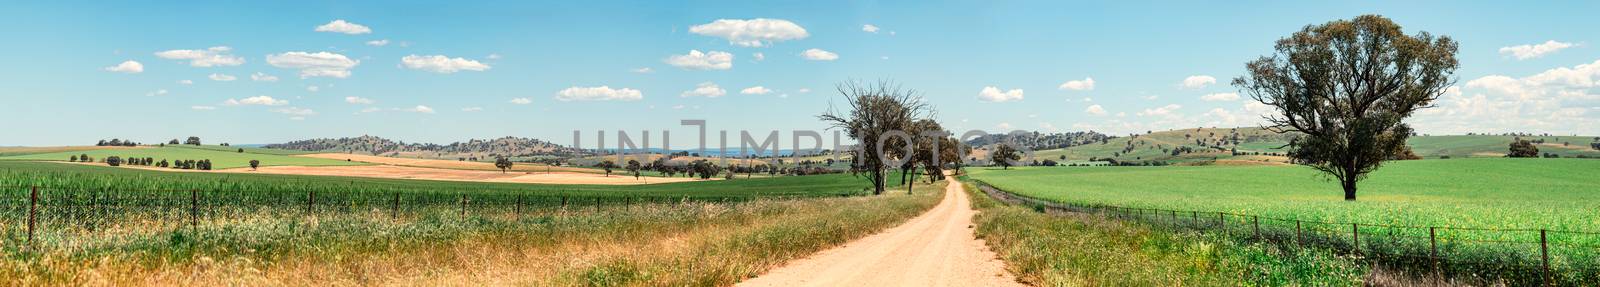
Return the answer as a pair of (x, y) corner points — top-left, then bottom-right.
(967, 158), (1600, 283)
(0, 146), (364, 170)
(0, 160), (932, 285)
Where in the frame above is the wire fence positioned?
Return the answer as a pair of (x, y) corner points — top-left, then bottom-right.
(970, 180), (1600, 286)
(0, 185), (815, 252)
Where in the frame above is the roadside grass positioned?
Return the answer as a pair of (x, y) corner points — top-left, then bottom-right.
(0, 179), (944, 286)
(963, 179), (1366, 286)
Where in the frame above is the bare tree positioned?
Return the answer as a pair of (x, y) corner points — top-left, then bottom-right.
(818, 80), (930, 195)
(1233, 15), (1458, 201)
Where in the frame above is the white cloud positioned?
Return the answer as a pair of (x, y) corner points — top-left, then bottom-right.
(632, 67), (654, 73)
(977, 86), (1024, 102)
(1137, 104), (1182, 117)
(801, 48), (839, 61)
(665, 50), (733, 70)
(365, 39), (390, 46)
(250, 72), (279, 82)
(224, 95), (288, 106)
(672, 105), (686, 110)
(266, 51), (360, 78)
(509, 98), (532, 104)
(752, 52), (765, 61)
(1085, 104), (1107, 116)
(1499, 40), (1575, 60)
(344, 96), (374, 104)
(740, 86), (772, 95)
(208, 73), (236, 81)
(190, 106), (215, 110)
(103, 60), (143, 73)
(486, 54), (501, 60)
(1038, 122), (1060, 132)
(1413, 59), (1600, 135)
(154, 46), (245, 67)
(681, 82), (727, 98)
(862, 24), (880, 33)
(995, 122), (1013, 131)
(273, 107), (316, 116)
(146, 89), (168, 97)
(1058, 77), (1094, 91)
(400, 54), (491, 73)
(555, 86), (643, 101)
(315, 20), (371, 35)
(1181, 75), (1217, 89)
(306, 85), (320, 92)
(461, 107), (483, 112)
(797, 88), (811, 93)
(1200, 92), (1240, 101)
(398, 105), (435, 114)
(689, 18), (809, 47)
(177, 80), (193, 85)
(357, 107), (382, 114)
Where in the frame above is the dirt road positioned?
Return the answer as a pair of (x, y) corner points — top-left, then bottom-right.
(737, 178), (1023, 287)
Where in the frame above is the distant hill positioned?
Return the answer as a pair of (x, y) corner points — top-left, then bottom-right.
(265, 135), (588, 158)
(964, 131), (1111, 151)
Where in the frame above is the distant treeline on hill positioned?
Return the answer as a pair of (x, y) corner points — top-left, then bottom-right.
(265, 135), (589, 158)
(964, 131), (1112, 150)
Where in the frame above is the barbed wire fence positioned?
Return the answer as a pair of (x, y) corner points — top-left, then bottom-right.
(970, 180), (1599, 286)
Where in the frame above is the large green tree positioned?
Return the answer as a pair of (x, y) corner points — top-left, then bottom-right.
(1233, 15), (1458, 201)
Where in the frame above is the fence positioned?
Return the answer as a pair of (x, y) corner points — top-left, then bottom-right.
(971, 180), (1600, 285)
(0, 184), (807, 252)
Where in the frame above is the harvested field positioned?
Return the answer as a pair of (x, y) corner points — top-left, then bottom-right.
(297, 153), (604, 174)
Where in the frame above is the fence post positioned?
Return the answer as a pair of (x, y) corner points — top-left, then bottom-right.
(1218, 212), (1226, 233)
(1190, 211), (1198, 227)
(190, 189), (198, 231)
(1252, 216), (1260, 238)
(561, 196), (568, 209)
(28, 186), (37, 247)
(1351, 223), (1360, 255)
(1541, 229), (1550, 285)
(391, 192), (399, 220)
(460, 193), (468, 217)
(515, 194), (523, 219)
(1429, 227), (1439, 274)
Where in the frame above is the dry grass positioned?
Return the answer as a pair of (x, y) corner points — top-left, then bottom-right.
(1, 182), (945, 286)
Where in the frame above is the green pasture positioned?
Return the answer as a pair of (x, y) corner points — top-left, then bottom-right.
(0, 146), (362, 169)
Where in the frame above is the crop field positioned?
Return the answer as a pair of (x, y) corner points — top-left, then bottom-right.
(968, 158), (1600, 283)
(1022, 128), (1600, 164)
(0, 160), (923, 285)
(0, 146), (364, 170)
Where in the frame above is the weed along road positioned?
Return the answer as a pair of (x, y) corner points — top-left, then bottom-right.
(738, 177), (1023, 287)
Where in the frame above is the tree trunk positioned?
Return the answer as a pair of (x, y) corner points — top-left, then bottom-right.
(872, 170), (886, 195)
(1341, 177), (1358, 201)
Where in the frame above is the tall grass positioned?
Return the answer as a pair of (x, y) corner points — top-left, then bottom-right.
(962, 178), (1367, 286)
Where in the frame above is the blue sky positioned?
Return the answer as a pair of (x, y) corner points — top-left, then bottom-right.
(3, 1), (1598, 147)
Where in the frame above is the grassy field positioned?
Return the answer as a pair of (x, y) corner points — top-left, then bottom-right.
(968, 158), (1600, 283)
(0, 160), (931, 285)
(963, 179), (1365, 285)
(968, 158), (1600, 234)
(0, 146), (363, 170)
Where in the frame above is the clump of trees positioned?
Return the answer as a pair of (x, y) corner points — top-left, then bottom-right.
(626, 159), (642, 179)
(1508, 139), (1540, 158)
(105, 156), (123, 166)
(818, 80), (934, 195)
(184, 136), (202, 146)
(95, 139), (141, 146)
(1233, 15), (1457, 201)
(249, 160), (261, 170)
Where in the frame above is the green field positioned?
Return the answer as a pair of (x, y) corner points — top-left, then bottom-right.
(968, 158), (1600, 283)
(969, 158), (1600, 232)
(0, 145), (364, 169)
